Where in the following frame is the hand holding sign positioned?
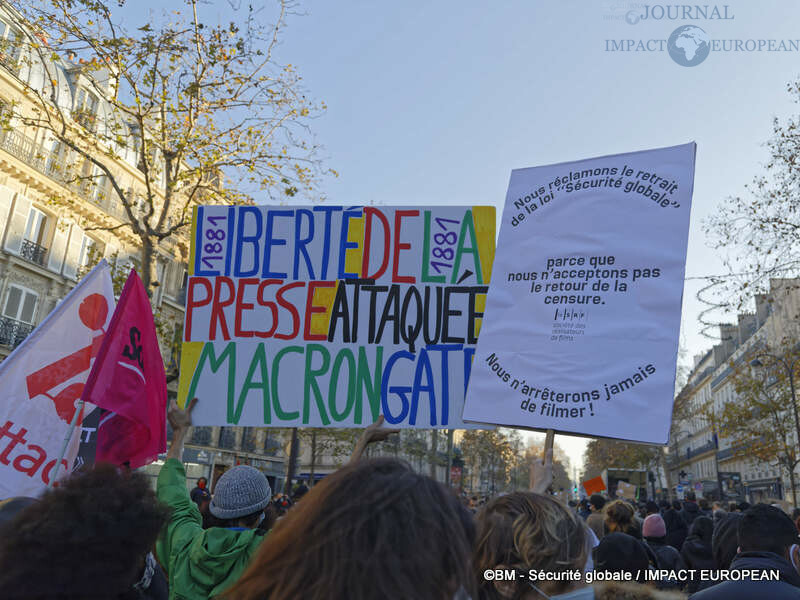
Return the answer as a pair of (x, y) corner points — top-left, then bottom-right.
(349, 415), (401, 464)
(166, 397), (197, 461)
(529, 448), (553, 495)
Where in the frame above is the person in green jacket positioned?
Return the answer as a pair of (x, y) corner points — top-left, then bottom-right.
(156, 398), (271, 600)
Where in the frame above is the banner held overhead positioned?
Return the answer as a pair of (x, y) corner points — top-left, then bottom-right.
(463, 143), (696, 444)
(178, 205), (495, 429)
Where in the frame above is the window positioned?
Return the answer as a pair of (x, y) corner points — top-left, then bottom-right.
(74, 88), (99, 132)
(3, 285), (37, 324)
(91, 171), (109, 204)
(78, 235), (97, 269)
(0, 21), (22, 74)
(24, 207), (48, 246)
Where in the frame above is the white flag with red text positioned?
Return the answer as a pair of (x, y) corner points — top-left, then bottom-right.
(0, 260), (114, 498)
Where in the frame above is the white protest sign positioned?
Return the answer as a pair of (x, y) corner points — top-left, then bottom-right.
(178, 205), (495, 428)
(463, 143), (695, 444)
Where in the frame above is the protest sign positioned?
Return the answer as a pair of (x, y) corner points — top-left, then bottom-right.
(178, 206), (495, 428)
(616, 480), (636, 500)
(582, 476), (606, 496)
(0, 261), (114, 496)
(463, 143), (695, 444)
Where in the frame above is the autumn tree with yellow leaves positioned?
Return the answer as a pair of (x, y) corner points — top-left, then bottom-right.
(6, 0), (330, 290)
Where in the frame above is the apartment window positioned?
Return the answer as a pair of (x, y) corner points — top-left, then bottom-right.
(78, 235), (97, 269)
(74, 88), (99, 132)
(20, 207), (50, 265)
(3, 285), (37, 324)
(0, 21), (22, 74)
(92, 172), (108, 204)
(24, 207), (48, 246)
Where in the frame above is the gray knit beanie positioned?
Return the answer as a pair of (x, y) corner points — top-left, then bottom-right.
(209, 465), (271, 519)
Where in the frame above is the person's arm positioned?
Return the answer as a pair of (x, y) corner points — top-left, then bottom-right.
(166, 397), (196, 461)
(155, 399), (202, 570)
(348, 415), (400, 465)
(529, 448), (553, 495)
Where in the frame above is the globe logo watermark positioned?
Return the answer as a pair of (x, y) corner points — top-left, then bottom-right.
(625, 10), (641, 25)
(667, 25), (711, 66)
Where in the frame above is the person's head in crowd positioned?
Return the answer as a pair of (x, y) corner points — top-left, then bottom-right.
(737, 501), (750, 512)
(738, 503), (798, 558)
(0, 497), (37, 531)
(658, 500), (669, 511)
(589, 493), (606, 512)
(195, 476), (207, 490)
(473, 491), (587, 599)
(698, 498), (710, 512)
(645, 501), (659, 516)
(792, 507), (800, 522)
(671, 499), (682, 511)
(712, 501), (724, 512)
(205, 465), (271, 529)
(291, 479), (309, 502)
(261, 494), (293, 531)
(604, 499), (641, 539)
(226, 458), (475, 600)
(712, 512), (742, 569)
(594, 533), (649, 583)
(642, 514), (667, 543)
(688, 515), (713, 545)
(685, 490), (696, 502)
(0, 464), (169, 599)
(729, 501), (738, 512)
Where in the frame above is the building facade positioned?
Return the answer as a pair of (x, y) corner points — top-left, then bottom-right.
(0, 5), (291, 491)
(669, 279), (800, 504)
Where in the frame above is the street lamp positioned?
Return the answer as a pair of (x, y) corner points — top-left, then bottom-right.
(750, 352), (800, 505)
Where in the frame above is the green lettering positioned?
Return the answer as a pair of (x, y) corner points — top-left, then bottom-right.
(232, 344), (269, 424)
(186, 342), (236, 421)
(356, 346), (383, 424)
(304, 344), (331, 425)
(328, 349), (356, 422)
(451, 209), (483, 284)
(271, 345), (302, 421)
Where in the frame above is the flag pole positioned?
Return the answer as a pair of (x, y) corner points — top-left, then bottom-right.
(48, 399), (83, 487)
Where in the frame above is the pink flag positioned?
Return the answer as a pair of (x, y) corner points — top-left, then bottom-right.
(82, 269), (167, 468)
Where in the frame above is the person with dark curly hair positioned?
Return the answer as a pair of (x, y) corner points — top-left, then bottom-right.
(0, 463), (170, 600)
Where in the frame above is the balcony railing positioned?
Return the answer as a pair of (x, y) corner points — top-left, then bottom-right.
(0, 128), (127, 222)
(20, 239), (48, 266)
(0, 316), (33, 348)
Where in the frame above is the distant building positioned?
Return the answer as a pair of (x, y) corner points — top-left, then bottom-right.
(669, 278), (800, 503)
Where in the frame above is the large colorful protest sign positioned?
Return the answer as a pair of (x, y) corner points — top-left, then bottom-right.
(0, 261), (114, 497)
(463, 143), (695, 444)
(178, 206), (495, 428)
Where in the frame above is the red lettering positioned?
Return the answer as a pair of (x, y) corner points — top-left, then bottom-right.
(41, 458), (69, 485)
(0, 421), (28, 465)
(304, 281), (335, 341)
(276, 281), (305, 340)
(255, 279), (282, 339)
(362, 207), (391, 279)
(185, 277), (213, 341)
(13, 443), (46, 476)
(392, 210), (418, 283)
(209, 276), (235, 340)
(234, 278), (259, 338)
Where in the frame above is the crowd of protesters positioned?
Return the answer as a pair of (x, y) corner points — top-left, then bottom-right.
(2, 400), (800, 598)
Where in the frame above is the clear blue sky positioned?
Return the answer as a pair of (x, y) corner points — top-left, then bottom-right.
(123, 0), (800, 468)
